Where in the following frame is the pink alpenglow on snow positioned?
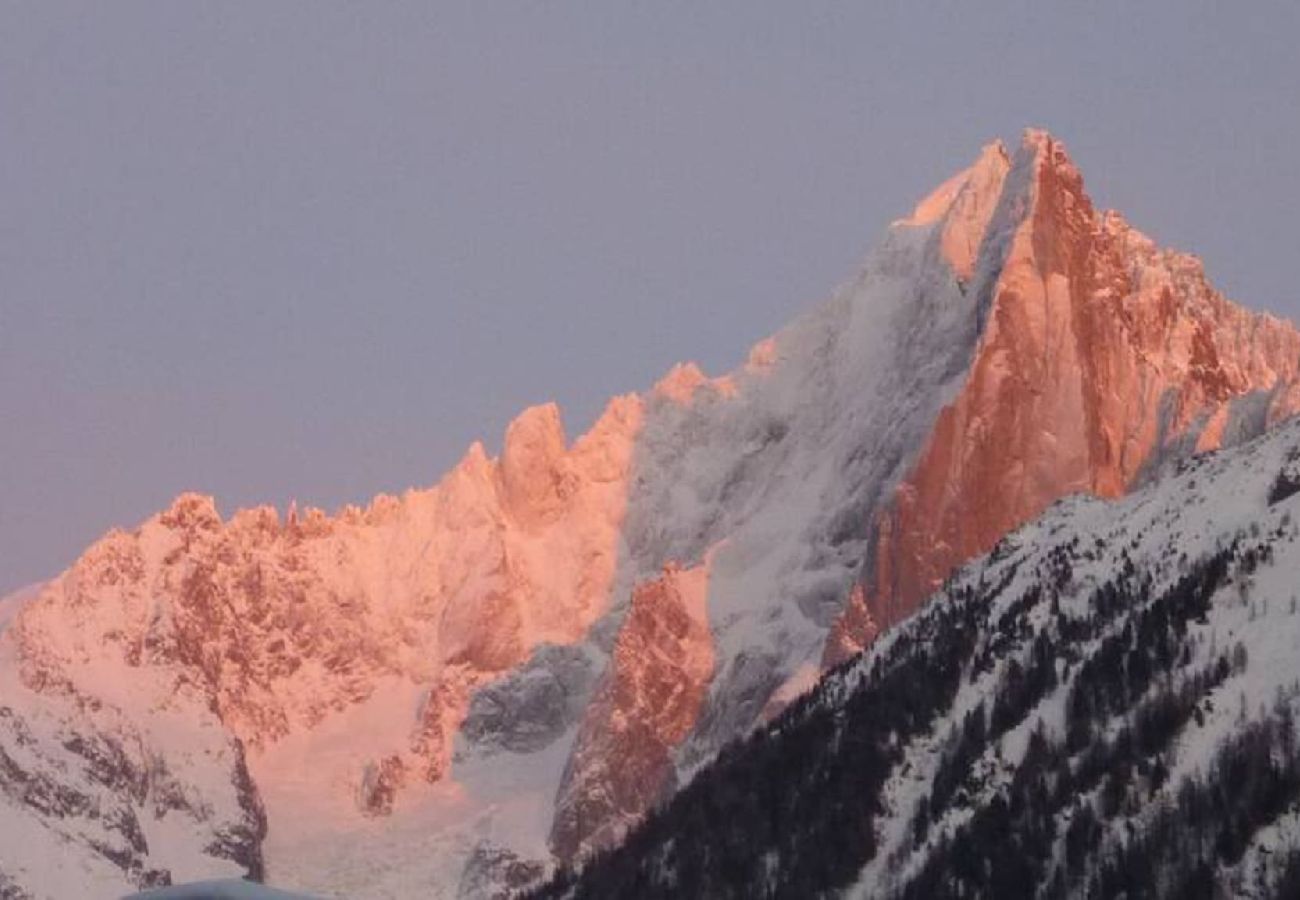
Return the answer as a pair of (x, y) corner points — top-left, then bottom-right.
(4, 130), (1300, 899)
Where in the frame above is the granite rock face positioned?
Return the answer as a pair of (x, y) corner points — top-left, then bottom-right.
(549, 563), (714, 861)
(839, 132), (1300, 657)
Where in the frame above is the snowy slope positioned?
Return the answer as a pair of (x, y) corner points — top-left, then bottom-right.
(129, 879), (318, 899)
(0, 583), (40, 633)
(535, 414), (1300, 899)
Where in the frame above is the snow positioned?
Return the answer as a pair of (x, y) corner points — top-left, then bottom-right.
(243, 124), (1024, 893)
(0, 144), (1005, 891)
(253, 718), (579, 898)
(128, 879), (318, 899)
(0, 581), (42, 631)
(6, 128), (1300, 898)
(844, 414), (1300, 897)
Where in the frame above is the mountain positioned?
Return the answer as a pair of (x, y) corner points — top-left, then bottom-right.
(4, 129), (1300, 898)
(531, 407), (1300, 900)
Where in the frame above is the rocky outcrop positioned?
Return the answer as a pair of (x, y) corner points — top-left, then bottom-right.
(357, 755), (407, 818)
(457, 645), (596, 758)
(0, 393), (642, 897)
(10, 391), (642, 773)
(821, 584), (877, 668)
(834, 131), (1300, 658)
(0, 680), (264, 896)
(455, 843), (546, 900)
(549, 563), (714, 861)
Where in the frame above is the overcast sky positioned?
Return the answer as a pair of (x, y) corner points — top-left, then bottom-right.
(3, 2), (1299, 592)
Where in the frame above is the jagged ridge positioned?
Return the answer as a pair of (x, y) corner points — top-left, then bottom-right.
(4, 129), (1300, 898)
(533, 412), (1300, 900)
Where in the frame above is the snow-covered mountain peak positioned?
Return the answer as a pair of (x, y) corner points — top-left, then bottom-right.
(651, 361), (739, 406)
(900, 137), (1009, 227)
(160, 492), (224, 530)
(841, 126), (1300, 659)
(897, 137), (1011, 281)
(7, 131), (1300, 899)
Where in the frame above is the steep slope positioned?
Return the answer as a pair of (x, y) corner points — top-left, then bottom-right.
(3, 130), (1299, 898)
(550, 562), (714, 861)
(2, 398), (643, 897)
(1, 583), (265, 897)
(536, 413), (1300, 900)
(833, 130), (1300, 659)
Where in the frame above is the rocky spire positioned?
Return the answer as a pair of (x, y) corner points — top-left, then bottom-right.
(832, 130), (1300, 658)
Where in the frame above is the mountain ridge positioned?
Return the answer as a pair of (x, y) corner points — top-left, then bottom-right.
(4, 129), (1300, 898)
(531, 403), (1300, 900)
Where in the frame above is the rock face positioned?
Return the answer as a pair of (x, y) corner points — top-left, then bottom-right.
(550, 562), (714, 861)
(4, 130), (1300, 899)
(16, 392), (641, 753)
(1, 394), (643, 897)
(0, 619), (266, 897)
(841, 131), (1300, 653)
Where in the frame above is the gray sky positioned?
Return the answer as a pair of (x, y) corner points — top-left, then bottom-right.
(3, 2), (1299, 592)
